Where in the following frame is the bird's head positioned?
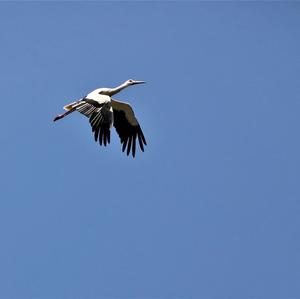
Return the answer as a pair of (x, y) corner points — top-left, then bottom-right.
(125, 79), (146, 86)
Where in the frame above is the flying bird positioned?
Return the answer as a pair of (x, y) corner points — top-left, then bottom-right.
(53, 79), (147, 157)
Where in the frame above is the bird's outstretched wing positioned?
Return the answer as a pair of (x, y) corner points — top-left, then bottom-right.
(111, 99), (147, 157)
(89, 103), (113, 147)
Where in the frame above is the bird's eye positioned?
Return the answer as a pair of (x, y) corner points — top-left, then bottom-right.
(128, 80), (133, 83)
(98, 91), (103, 94)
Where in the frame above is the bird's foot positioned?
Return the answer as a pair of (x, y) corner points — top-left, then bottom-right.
(53, 114), (64, 122)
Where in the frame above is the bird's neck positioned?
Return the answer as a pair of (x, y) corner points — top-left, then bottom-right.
(108, 82), (129, 96)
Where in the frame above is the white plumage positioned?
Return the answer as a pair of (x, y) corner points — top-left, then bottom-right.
(54, 79), (147, 157)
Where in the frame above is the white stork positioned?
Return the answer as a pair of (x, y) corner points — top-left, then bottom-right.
(53, 79), (147, 157)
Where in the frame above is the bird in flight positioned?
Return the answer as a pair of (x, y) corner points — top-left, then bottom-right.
(53, 79), (147, 157)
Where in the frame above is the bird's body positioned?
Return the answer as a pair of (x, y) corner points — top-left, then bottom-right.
(54, 79), (147, 157)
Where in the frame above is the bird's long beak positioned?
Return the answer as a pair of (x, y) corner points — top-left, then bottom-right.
(132, 80), (146, 85)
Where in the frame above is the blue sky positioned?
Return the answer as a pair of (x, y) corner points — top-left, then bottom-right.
(0, 2), (300, 298)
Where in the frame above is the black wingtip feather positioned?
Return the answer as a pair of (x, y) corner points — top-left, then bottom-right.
(122, 138), (128, 152)
(137, 133), (144, 152)
(99, 128), (103, 146)
(132, 134), (137, 158)
(127, 136), (132, 156)
(103, 129), (107, 146)
(140, 129), (147, 145)
(94, 126), (100, 142)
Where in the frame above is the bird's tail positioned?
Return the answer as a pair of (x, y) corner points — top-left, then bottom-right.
(63, 101), (78, 111)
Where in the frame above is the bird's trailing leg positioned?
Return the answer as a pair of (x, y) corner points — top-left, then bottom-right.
(53, 108), (76, 122)
(53, 102), (85, 122)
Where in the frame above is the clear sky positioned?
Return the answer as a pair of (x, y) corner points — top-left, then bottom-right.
(0, 2), (300, 298)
